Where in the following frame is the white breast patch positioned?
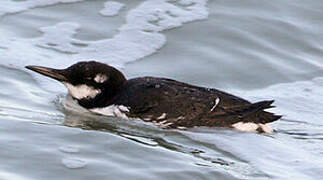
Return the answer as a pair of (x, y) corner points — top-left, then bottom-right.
(64, 83), (101, 99)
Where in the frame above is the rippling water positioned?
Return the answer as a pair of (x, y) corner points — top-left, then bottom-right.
(1, 0), (323, 179)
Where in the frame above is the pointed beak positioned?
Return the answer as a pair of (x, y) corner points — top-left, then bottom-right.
(25, 65), (68, 82)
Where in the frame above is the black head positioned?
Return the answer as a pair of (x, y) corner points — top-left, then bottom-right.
(26, 61), (127, 108)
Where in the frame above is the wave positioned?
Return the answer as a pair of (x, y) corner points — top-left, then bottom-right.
(0, 0), (209, 90)
(0, 0), (209, 68)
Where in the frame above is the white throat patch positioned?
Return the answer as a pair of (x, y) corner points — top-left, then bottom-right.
(64, 83), (101, 99)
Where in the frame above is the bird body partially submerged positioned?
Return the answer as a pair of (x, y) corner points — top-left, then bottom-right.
(26, 61), (281, 133)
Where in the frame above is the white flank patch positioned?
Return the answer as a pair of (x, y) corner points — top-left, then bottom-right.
(157, 113), (167, 120)
(177, 126), (187, 130)
(94, 74), (108, 83)
(90, 105), (129, 119)
(210, 97), (220, 112)
(64, 83), (101, 99)
(232, 122), (273, 133)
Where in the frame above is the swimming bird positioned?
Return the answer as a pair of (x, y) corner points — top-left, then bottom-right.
(26, 61), (281, 133)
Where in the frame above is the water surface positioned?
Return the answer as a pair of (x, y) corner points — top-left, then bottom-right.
(1, 0), (323, 179)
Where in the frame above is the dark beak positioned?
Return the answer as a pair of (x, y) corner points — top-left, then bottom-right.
(25, 65), (68, 82)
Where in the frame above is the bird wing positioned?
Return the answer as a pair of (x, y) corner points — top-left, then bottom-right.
(203, 100), (281, 127)
(115, 77), (281, 128)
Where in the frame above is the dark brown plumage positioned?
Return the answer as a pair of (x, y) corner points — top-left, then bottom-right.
(113, 77), (281, 128)
(26, 61), (281, 131)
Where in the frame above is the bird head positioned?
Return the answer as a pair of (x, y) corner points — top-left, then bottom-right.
(26, 61), (126, 108)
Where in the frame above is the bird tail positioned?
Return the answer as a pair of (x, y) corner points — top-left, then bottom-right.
(222, 100), (282, 124)
(240, 100), (282, 124)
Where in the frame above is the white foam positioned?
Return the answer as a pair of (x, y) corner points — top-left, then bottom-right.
(99, 1), (125, 17)
(0, 0), (209, 67)
(0, 0), (209, 91)
(36, 22), (82, 54)
(122, 0), (209, 32)
(0, 0), (84, 17)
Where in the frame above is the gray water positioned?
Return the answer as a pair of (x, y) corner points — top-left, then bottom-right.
(1, 0), (323, 179)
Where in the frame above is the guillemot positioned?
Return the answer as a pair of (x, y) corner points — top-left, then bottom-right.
(26, 61), (281, 133)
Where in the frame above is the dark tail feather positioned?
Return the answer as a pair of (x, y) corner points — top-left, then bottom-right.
(224, 100), (275, 117)
(258, 111), (282, 124)
(223, 100), (282, 124)
(243, 100), (282, 123)
(242, 100), (275, 117)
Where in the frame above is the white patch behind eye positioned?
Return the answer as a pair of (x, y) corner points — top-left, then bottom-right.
(94, 74), (108, 83)
(64, 83), (101, 99)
